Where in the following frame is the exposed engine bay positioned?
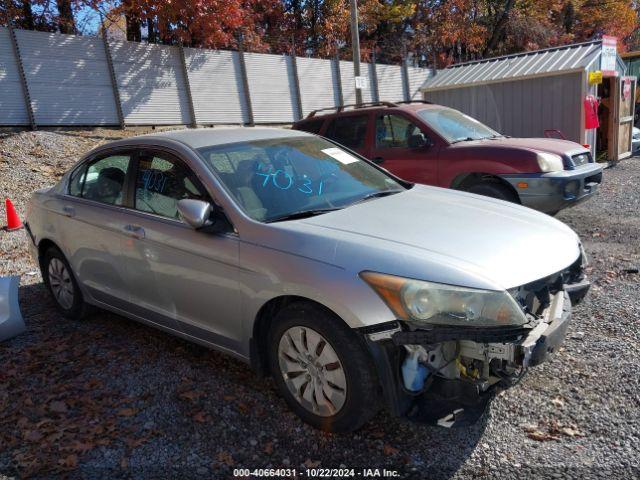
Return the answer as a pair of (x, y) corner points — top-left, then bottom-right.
(363, 253), (588, 428)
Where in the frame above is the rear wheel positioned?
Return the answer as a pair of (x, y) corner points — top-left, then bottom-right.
(267, 302), (380, 432)
(42, 247), (89, 320)
(466, 181), (519, 203)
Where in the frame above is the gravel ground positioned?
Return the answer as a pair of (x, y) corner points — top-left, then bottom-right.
(1, 130), (639, 479)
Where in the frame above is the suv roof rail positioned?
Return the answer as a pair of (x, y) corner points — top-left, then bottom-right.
(395, 100), (432, 105)
(306, 101), (399, 118)
(305, 100), (432, 118)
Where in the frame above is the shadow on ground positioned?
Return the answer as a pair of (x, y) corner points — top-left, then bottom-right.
(0, 281), (487, 478)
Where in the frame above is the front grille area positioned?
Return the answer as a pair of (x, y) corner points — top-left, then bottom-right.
(571, 152), (591, 167)
(510, 253), (584, 317)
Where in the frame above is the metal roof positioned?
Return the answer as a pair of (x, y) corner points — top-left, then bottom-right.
(422, 41), (603, 92)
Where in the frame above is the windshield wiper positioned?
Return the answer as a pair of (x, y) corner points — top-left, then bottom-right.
(450, 136), (477, 144)
(265, 207), (343, 223)
(350, 189), (404, 206)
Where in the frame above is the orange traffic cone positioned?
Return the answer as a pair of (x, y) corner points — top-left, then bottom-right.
(4, 198), (23, 231)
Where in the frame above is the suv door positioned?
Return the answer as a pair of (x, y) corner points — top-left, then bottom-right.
(62, 151), (134, 309)
(369, 112), (438, 185)
(324, 114), (370, 157)
(120, 148), (243, 351)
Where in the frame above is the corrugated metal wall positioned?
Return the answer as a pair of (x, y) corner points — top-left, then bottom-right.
(0, 28), (432, 127)
(184, 48), (248, 124)
(296, 56), (340, 116)
(110, 40), (191, 125)
(244, 52), (298, 123)
(0, 28), (29, 125)
(407, 66), (432, 100)
(339, 61), (375, 105)
(376, 63), (405, 102)
(16, 29), (118, 125)
(424, 72), (583, 142)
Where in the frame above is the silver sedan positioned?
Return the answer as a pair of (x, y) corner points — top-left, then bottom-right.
(25, 128), (589, 432)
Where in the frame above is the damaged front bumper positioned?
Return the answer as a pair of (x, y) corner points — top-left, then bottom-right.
(364, 288), (576, 428)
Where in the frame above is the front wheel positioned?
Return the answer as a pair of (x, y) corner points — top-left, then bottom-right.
(466, 181), (519, 203)
(268, 302), (380, 432)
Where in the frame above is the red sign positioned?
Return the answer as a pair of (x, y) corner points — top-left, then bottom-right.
(623, 77), (631, 100)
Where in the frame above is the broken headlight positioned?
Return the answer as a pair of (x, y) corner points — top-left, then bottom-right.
(360, 272), (527, 327)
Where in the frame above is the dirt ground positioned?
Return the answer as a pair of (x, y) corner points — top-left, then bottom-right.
(1, 129), (639, 479)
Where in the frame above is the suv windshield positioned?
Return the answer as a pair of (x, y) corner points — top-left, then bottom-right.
(197, 136), (404, 222)
(417, 108), (500, 143)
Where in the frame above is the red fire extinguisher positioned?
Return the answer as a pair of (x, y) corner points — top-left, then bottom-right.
(584, 95), (599, 129)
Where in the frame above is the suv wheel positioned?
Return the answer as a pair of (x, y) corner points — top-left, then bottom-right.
(466, 181), (519, 203)
(268, 302), (379, 432)
(42, 247), (89, 320)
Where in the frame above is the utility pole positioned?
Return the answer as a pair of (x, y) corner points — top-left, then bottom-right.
(349, 0), (363, 105)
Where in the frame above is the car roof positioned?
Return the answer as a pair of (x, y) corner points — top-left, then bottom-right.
(132, 127), (312, 149)
(298, 101), (446, 122)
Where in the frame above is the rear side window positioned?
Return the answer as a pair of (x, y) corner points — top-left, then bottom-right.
(295, 118), (324, 134)
(325, 115), (369, 150)
(70, 154), (131, 206)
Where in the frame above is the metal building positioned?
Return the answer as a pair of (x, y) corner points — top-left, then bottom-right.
(421, 40), (634, 161)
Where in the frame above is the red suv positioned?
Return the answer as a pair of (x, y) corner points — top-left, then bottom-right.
(292, 101), (603, 214)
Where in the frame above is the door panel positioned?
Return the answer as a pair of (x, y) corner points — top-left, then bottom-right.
(369, 113), (439, 184)
(121, 149), (243, 349)
(60, 153), (133, 309)
(616, 76), (636, 160)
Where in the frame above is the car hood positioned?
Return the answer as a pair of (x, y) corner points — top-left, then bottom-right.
(273, 185), (580, 290)
(458, 136), (587, 155)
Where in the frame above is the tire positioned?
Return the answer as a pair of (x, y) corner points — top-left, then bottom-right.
(267, 302), (380, 433)
(41, 246), (89, 320)
(466, 181), (519, 203)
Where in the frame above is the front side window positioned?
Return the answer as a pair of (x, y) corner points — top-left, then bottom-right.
(375, 114), (424, 148)
(197, 136), (404, 222)
(134, 151), (209, 219)
(325, 115), (369, 150)
(417, 107), (500, 143)
(71, 154), (130, 206)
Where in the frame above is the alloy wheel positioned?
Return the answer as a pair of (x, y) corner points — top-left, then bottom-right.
(277, 326), (347, 417)
(48, 258), (74, 310)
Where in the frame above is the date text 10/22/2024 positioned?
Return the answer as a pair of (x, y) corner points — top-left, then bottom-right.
(233, 468), (401, 478)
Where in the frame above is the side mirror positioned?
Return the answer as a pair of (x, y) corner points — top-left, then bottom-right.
(177, 199), (214, 229)
(408, 133), (431, 149)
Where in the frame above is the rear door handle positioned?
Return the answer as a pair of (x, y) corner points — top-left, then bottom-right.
(372, 157), (385, 164)
(123, 224), (145, 239)
(62, 206), (75, 217)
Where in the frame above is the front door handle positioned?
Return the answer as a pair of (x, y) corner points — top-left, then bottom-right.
(372, 157), (385, 164)
(62, 206), (75, 217)
(123, 224), (145, 239)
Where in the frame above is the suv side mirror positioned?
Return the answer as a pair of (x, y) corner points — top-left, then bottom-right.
(408, 133), (431, 149)
(177, 199), (215, 229)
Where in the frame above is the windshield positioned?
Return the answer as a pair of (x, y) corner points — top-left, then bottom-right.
(197, 136), (404, 222)
(417, 108), (500, 143)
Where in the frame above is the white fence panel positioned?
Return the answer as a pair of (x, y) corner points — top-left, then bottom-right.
(184, 48), (248, 124)
(297, 57), (339, 116)
(244, 53), (298, 123)
(0, 28), (28, 125)
(16, 29), (118, 125)
(339, 61), (374, 105)
(376, 63), (405, 102)
(408, 66), (432, 100)
(110, 41), (191, 125)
